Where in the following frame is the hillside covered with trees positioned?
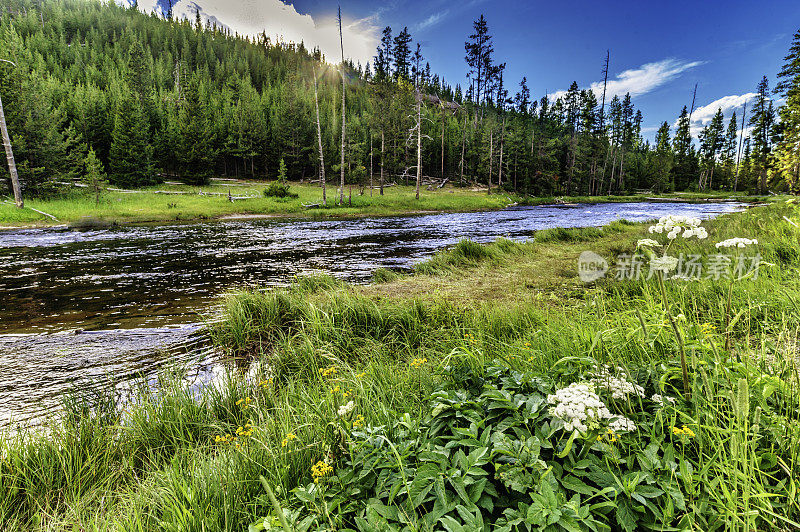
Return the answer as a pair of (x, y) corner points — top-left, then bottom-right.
(1, 0), (799, 200)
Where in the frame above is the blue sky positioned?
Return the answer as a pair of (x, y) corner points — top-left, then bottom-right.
(143, 0), (800, 140)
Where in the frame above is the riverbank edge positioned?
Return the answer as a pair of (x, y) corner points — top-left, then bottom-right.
(0, 190), (768, 230)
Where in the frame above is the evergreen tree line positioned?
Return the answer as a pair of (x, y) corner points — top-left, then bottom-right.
(1, 0), (799, 198)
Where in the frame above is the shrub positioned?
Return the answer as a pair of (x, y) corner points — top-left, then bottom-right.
(264, 181), (298, 198)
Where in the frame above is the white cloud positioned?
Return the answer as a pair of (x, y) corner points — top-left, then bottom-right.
(416, 10), (449, 31)
(132, 0), (380, 66)
(684, 93), (756, 137)
(550, 58), (703, 103)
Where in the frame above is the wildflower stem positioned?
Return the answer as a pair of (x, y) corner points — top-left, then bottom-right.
(259, 475), (293, 532)
(658, 272), (690, 398)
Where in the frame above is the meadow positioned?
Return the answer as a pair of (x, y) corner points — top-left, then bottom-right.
(1, 199), (798, 531)
(0, 180), (761, 227)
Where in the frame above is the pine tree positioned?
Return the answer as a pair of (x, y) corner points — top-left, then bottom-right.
(374, 26), (393, 82)
(464, 15), (494, 104)
(653, 121), (673, 192)
(774, 29), (800, 191)
(83, 147), (108, 206)
(109, 88), (154, 188)
(393, 27), (412, 81)
(176, 76), (214, 185)
(749, 76), (775, 193)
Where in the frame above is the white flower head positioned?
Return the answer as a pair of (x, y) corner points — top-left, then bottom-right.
(649, 215), (707, 241)
(337, 401), (355, 416)
(608, 416), (637, 433)
(637, 238), (662, 249)
(591, 365), (645, 400)
(716, 237), (758, 249)
(651, 394), (676, 406)
(650, 255), (679, 273)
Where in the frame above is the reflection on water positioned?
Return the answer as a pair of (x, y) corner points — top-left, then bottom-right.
(0, 202), (746, 426)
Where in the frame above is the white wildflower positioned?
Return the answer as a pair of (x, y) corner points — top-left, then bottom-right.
(608, 416), (637, 433)
(337, 401), (355, 416)
(591, 365), (645, 400)
(651, 394), (676, 406)
(650, 255), (679, 273)
(715, 237), (758, 249)
(637, 238), (661, 249)
(649, 215), (707, 241)
(548, 383), (611, 434)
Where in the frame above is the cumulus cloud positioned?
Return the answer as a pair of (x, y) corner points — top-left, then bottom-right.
(687, 93), (756, 137)
(550, 58), (703, 102)
(692, 92), (758, 135)
(132, 0), (379, 66)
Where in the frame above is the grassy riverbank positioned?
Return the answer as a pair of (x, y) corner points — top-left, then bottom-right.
(0, 180), (763, 227)
(2, 200), (799, 531)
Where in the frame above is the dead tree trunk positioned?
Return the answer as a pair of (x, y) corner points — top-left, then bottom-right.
(734, 102), (747, 192)
(338, 7), (346, 205)
(380, 129), (385, 195)
(488, 128), (493, 195)
(0, 62), (22, 208)
(369, 133), (373, 197)
(498, 115), (505, 188)
(441, 110), (445, 180)
(459, 112), (466, 186)
(415, 94), (422, 200)
(312, 65), (326, 206)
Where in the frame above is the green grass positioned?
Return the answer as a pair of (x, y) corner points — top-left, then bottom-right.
(0, 180), (769, 227)
(0, 182), (516, 227)
(1, 201), (799, 530)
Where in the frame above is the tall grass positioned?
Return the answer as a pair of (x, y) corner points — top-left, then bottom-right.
(1, 200), (799, 530)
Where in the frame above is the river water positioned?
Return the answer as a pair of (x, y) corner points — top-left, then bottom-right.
(0, 202), (745, 426)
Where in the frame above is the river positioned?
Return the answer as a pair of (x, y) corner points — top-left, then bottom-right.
(0, 201), (746, 426)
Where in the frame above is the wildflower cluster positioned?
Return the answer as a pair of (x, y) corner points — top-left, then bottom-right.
(715, 237), (758, 249)
(597, 428), (619, 443)
(319, 366), (338, 378)
(409, 357), (427, 369)
(281, 433), (297, 447)
(355, 372), (366, 379)
(259, 379), (273, 389)
(648, 215), (708, 240)
(236, 397), (253, 407)
(636, 238), (662, 250)
(548, 383), (636, 434)
(353, 414), (365, 428)
(608, 416), (637, 432)
(214, 433), (236, 444)
(591, 365), (645, 400)
(650, 255), (680, 273)
(337, 400), (355, 417)
(236, 423), (253, 437)
(464, 333), (477, 343)
(311, 460), (333, 483)
(651, 394), (676, 406)
(672, 425), (696, 438)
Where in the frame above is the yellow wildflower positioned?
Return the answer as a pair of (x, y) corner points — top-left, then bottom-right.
(409, 357), (428, 369)
(311, 460), (333, 483)
(281, 433), (297, 447)
(236, 397), (253, 407)
(319, 366), (338, 378)
(329, 385), (341, 394)
(355, 372), (366, 379)
(353, 415), (365, 428)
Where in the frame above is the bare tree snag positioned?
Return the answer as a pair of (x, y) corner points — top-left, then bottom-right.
(312, 64), (326, 206)
(338, 6), (345, 205)
(0, 59), (22, 208)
